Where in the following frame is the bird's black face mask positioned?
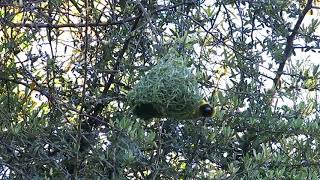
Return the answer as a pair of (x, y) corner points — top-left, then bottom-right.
(199, 104), (213, 117)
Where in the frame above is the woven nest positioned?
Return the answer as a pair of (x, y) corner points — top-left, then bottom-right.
(127, 54), (202, 119)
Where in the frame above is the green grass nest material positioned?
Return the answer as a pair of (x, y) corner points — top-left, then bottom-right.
(127, 55), (202, 119)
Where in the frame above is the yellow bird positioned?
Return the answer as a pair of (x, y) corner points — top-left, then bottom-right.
(197, 100), (213, 117)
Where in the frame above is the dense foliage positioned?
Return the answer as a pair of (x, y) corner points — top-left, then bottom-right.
(0, 0), (320, 179)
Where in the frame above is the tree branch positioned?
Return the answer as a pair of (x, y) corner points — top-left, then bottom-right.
(273, 0), (313, 87)
(3, 18), (140, 29)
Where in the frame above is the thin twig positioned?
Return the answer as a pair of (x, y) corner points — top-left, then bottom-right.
(135, 0), (161, 45)
(87, 11), (143, 116)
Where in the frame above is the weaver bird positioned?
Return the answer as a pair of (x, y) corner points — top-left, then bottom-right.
(199, 102), (213, 117)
